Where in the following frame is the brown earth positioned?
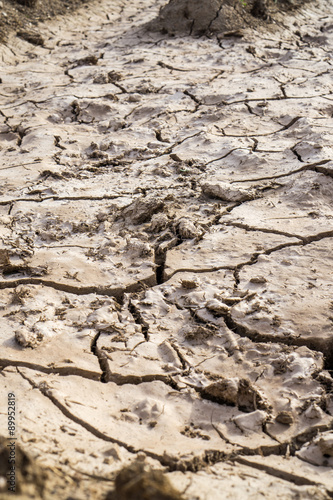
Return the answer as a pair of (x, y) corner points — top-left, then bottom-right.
(150, 0), (311, 36)
(0, 0), (310, 43)
(1, 0), (333, 499)
(0, 0), (89, 42)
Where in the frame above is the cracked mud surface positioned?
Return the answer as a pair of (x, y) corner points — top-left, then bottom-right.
(1, 0), (333, 498)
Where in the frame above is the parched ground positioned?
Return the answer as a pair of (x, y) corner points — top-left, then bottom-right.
(0, 0), (333, 498)
(0, 0), (91, 42)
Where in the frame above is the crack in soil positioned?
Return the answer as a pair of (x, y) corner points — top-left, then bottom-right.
(0, 359), (101, 380)
(223, 221), (304, 241)
(229, 159), (332, 183)
(128, 298), (150, 341)
(91, 331), (110, 383)
(2, 0), (333, 496)
(234, 456), (333, 493)
(18, 366), (317, 475)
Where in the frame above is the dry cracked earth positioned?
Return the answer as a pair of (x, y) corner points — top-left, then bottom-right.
(1, 0), (333, 498)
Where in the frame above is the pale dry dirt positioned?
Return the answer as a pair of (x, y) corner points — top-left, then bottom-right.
(0, 0), (333, 499)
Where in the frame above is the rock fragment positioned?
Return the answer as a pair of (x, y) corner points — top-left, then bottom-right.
(206, 298), (230, 315)
(275, 411), (294, 425)
(15, 327), (43, 348)
(122, 197), (165, 224)
(150, 213), (169, 232)
(202, 378), (239, 406)
(233, 410), (268, 434)
(180, 278), (199, 289)
(176, 218), (200, 239)
(201, 378), (269, 412)
(296, 431), (333, 467)
(201, 181), (257, 202)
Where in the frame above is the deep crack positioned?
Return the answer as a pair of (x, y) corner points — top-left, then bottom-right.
(91, 331), (110, 383)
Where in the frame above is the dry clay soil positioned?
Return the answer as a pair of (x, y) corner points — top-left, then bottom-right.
(1, 0), (333, 498)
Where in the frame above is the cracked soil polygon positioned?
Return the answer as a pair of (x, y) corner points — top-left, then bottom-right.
(1, 0), (333, 498)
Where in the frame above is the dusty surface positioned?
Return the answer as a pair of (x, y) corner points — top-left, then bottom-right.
(0, 0), (90, 42)
(1, 0), (333, 498)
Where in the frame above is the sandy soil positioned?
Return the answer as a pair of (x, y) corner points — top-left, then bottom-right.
(0, 0), (333, 498)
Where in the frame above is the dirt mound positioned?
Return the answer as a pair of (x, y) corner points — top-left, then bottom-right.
(0, 0), (90, 42)
(106, 461), (184, 500)
(149, 0), (311, 36)
(0, 436), (46, 499)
